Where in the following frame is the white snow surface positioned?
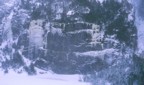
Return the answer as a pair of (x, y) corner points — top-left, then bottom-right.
(67, 10), (75, 16)
(135, 19), (144, 53)
(4, 0), (16, 7)
(0, 70), (91, 85)
(133, 0), (144, 53)
(75, 48), (116, 56)
(96, 0), (104, 3)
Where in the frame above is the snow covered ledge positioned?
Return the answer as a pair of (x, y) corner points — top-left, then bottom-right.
(0, 70), (91, 85)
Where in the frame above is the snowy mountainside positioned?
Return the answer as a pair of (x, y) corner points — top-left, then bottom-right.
(0, 0), (143, 85)
(0, 70), (91, 85)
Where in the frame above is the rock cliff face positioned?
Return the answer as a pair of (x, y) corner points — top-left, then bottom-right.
(0, 0), (143, 85)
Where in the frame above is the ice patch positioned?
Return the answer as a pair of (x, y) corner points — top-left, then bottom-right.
(67, 10), (75, 16)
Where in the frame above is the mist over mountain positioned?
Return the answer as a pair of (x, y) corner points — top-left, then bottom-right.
(0, 0), (144, 85)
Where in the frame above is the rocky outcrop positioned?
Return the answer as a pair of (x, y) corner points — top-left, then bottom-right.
(0, 0), (139, 85)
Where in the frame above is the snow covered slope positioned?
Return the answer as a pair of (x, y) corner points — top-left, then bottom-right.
(0, 70), (90, 85)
